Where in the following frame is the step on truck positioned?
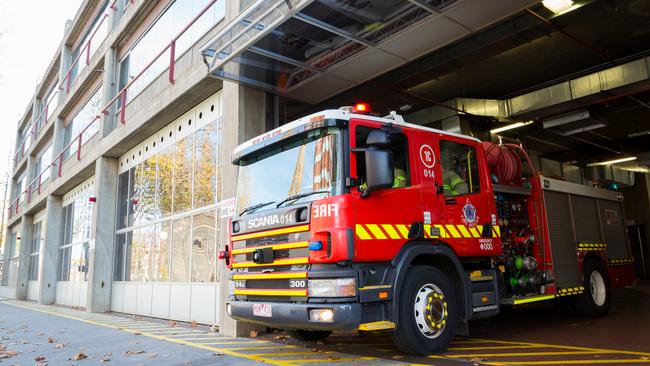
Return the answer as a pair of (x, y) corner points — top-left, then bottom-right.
(220, 106), (637, 355)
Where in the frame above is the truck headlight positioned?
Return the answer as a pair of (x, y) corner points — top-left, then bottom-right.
(308, 278), (356, 297)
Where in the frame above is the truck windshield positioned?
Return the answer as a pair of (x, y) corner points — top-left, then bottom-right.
(236, 128), (341, 215)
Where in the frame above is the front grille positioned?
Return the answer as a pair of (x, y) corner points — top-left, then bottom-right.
(230, 225), (310, 302)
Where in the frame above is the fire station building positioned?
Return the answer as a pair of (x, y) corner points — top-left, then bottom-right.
(2, 0), (650, 336)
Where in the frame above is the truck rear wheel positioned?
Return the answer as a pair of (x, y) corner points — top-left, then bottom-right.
(573, 260), (610, 317)
(287, 329), (332, 342)
(391, 266), (457, 355)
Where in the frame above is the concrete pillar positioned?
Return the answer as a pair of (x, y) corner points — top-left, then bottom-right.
(39, 195), (63, 304)
(14, 215), (34, 300)
(101, 48), (118, 136)
(1, 228), (14, 287)
(86, 156), (118, 313)
(217, 81), (267, 336)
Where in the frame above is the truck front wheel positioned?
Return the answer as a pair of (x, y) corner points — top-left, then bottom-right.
(573, 260), (611, 317)
(287, 329), (332, 342)
(391, 266), (457, 355)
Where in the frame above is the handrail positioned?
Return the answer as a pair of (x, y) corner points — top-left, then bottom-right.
(54, 115), (102, 177)
(59, 12), (110, 93)
(102, 0), (219, 123)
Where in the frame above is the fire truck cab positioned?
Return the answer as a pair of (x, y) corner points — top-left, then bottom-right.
(223, 108), (636, 355)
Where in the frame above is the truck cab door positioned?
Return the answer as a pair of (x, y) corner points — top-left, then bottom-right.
(349, 119), (422, 262)
(436, 138), (499, 257)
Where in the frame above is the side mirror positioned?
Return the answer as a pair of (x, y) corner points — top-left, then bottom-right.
(364, 149), (394, 194)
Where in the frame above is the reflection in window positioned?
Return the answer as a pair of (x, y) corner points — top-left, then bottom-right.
(440, 140), (480, 197)
(174, 135), (194, 214)
(171, 216), (191, 282)
(191, 211), (216, 282)
(158, 147), (174, 217)
(193, 124), (219, 208)
(58, 185), (93, 282)
(63, 87), (102, 160)
(119, 0), (225, 102)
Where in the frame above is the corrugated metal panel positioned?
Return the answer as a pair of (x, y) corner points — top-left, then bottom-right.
(544, 191), (580, 287)
(571, 195), (602, 244)
(599, 200), (630, 259)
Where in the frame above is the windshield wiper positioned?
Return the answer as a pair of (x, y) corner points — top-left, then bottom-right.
(239, 201), (276, 216)
(276, 190), (330, 208)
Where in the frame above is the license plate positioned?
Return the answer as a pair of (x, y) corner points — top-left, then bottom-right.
(253, 303), (272, 317)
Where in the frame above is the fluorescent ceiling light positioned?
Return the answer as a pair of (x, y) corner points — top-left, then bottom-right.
(490, 121), (533, 134)
(560, 122), (606, 136)
(542, 0), (575, 14)
(543, 110), (589, 129)
(587, 156), (637, 167)
(628, 129), (650, 138)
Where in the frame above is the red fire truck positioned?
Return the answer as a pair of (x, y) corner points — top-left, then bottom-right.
(221, 106), (636, 355)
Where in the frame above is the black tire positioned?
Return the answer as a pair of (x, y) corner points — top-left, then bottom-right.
(287, 329), (332, 342)
(390, 266), (457, 355)
(572, 260), (611, 317)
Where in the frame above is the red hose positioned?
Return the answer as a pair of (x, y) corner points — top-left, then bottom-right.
(482, 142), (522, 183)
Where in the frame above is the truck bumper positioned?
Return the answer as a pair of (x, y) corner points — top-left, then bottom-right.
(228, 301), (362, 331)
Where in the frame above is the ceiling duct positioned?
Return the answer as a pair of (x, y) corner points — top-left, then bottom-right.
(408, 56), (650, 123)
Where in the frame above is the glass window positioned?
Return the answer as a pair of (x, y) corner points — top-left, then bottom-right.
(354, 126), (410, 189)
(193, 123), (219, 208)
(236, 128), (341, 214)
(154, 221), (170, 281)
(63, 87), (102, 160)
(191, 211), (216, 282)
(158, 147), (174, 217)
(69, 1), (110, 84)
(116, 171), (130, 230)
(58, 246), (71, 281)
(120, 0), (225, 102)
(174, 135), (194, 214)
(133, 158), (158, 225)
(439, 140), (480, 197)
(171, 216), (191, 282)
(114, 233), (128, 281)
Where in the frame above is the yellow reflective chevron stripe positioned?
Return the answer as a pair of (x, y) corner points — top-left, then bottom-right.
(382, 224), (401, 239)
(445, 225), (461, 238)
(366, 224), (387, 239)
(355, 224), (372, 240)
(457, 225), (471, 238)
(434, 224), (448, 238)
(396, 224), (410, 239)
(469, 227), (480, 238)
(354, 223), (502, 240)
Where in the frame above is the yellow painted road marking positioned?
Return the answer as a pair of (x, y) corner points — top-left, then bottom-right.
(445, 350), (620, 358)
(203, 341), (270, 345)
(366, 224), (387, 240)
(446, 345), (548, 351)
(221, 346), (298, 351)
(382, 224), (401, 239)
(3, 301), (299, 366)
(485, 359), (650, 365)
(355, 224), (372, 240)
(287, 357), (376, 363)
(253, 351), (329, 357)
(470, 338), (650, 357)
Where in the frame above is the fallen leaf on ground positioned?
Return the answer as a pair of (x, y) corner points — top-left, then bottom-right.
(73, 352), (88, 360)
(191, 320), (198, 328)
(124, 350), (145, 356)
(249, 330), (259, 338)
(274, 335), (288, 341)
(55, 343), (65, 349)
(47, 336), (55, 343)
(35, 355), (47, 361)
(133, 332), (142, 336)
(169, 320), (177, 327)
(392, 355), (405, 359)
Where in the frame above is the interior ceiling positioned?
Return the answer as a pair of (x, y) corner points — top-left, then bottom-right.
(282, 0), (650, 167)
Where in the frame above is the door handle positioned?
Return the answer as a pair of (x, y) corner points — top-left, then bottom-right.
(445, 198), (457, 205)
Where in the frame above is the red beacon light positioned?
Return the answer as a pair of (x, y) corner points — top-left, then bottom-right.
(353, 103), (370, 113)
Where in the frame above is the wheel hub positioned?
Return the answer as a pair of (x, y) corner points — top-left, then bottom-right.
(590, 270), (606, 307)
(414, 284), (448, 338)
